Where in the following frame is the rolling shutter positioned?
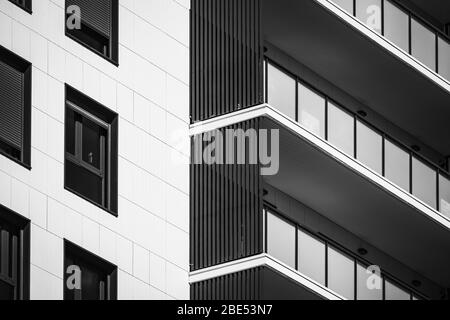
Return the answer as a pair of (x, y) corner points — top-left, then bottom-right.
(0, 60), (24, 151)
(68, 0), (112, 37)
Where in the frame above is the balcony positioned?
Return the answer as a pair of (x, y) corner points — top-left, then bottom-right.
(190, 99), (450, 289)
(266, 60), (450, 219)
(262, 0), (450, 156)
(331, 0), (450, 81)
(263, 209), (426, 300)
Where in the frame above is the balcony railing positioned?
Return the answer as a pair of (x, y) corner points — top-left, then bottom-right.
(263, 208), (425, 300)
(329, 0), (450, 81)
(265, 59), (450, 220)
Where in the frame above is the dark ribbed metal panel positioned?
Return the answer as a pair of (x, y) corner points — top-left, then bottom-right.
(68, 0), (112, 37)
(190, 0), (264, 122)
(190, 119), (263, 271)
(0, 61), (24, 150)
(191, 267), (262, 300)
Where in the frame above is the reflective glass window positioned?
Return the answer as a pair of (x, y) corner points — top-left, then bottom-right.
(384, 0), (409, 52)
(298, 229), (326, 285)
(411, 19), (436, 71)
(356, 121), (383, 174)
(328, 247), (355, 300)
(298, 83), (326, 139)
(438, 37), (450, 81)
(268, 64), (296, 120)
(439, 174), (450, 218)
(356, 263), (383, 300)
(384, 140), (410, 191)
(385, 280), (410, 300)
(356, 0), (382, 34)
(328, 102), (354, 156)
(267, 212), (296, 269)
(412, 157), (437, 209)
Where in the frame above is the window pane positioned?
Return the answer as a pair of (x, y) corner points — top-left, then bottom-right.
(439, 174), (450, 218)
(298, 83), (326, 139)
(356, 0), (382, 34)
(327, 102), (354, 156)
(66, 160), (103, 206)
(298, 229), (326, 286)
(384, 1), (409, 52)
(438, 37), (450, 81)
(412, 157), (437, 209)
(327, 247), (355, 300)
(332, 0), (353, 14)
(356, 121), (382, 174)
(82, 117), (106, 170)
(267, 213), (296, 269)
(384, 140), (410, 191)
(268, 64), (296, 120)
(356, 263), (382, 300)
(411, 19), (436, 71)
(385, 280), (410, 300)
(65, 108), (76, 156)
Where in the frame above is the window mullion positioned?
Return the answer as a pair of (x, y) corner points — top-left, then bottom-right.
(75, 119), (83, 161)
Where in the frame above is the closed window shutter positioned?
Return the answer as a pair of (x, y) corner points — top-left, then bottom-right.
(69, 0), (112, 38)
(0, 60), (24, 151)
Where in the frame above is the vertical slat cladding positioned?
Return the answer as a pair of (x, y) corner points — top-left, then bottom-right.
(190, 119), (263, 271)
(190, 268), (262, 300)
(1, 230), (9, 276)
(190, 0), (263, 122)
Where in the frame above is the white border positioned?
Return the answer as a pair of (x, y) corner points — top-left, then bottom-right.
(189, 103), (450, 231)
(189, 254), (345, 300)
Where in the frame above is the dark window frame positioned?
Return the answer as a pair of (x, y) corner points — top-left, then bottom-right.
(64, 85), (118, 216)
(8, 0), (32, 14)
(0, 204), (30, 300)
(64, 0), (119, 66)
(63, 240), (117, 300)
(0, 45), (32, 170)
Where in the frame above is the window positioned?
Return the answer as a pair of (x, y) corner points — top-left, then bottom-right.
(267, 63), (296, 120)
(327, 102), (354, 156)
(65, 0), (118, 64)
(356, 263), (382, 300)
(356, 121), (383, 174)
(332, 0), (353, 14)
(356, 0), (382, 34)
(439, 174), (450, 218)
(385, 280), (411, 300)
(412, 157), (437, 209)
(298, 83), (326, 139)
(411, 19), (436, 71)
(8, 0), (32, 13)
(384, 0), (409, 52)
(64, 241), (117, 300)
(65, 85), (118, 215)
(0, 45), (31, 168)
(0, 205), (30, 300)
(297, 229), (326, 286)
(327, 247), (355, 300)
(438, 37), (450, 81)
(266, 212), (296, 269)
(384, 140), (410, 191)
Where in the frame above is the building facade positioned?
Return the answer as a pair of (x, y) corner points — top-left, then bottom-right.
(189, 0), (450, 300)
(0, 0), (190, 300)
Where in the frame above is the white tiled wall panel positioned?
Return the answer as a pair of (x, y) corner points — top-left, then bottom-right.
(0, 0), (189, 300)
